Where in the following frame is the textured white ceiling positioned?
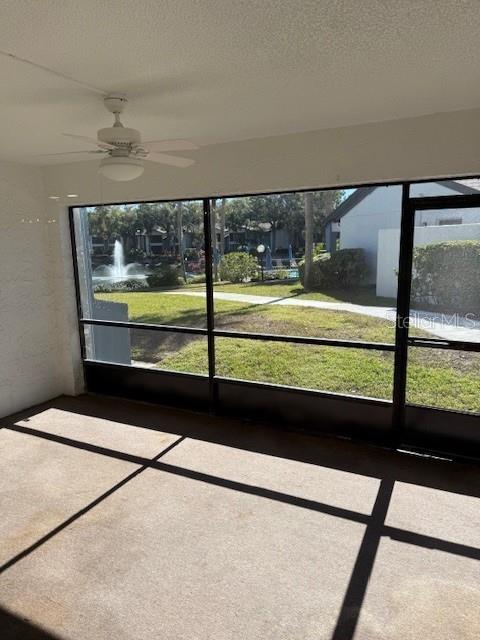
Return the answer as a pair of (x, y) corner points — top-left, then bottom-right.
(2, 0), (480, 164)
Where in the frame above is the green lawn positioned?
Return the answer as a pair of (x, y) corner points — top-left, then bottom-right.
(95, 290), (480, 413)
(97, 291), (397, 341)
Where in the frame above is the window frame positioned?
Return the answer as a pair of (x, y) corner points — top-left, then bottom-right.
(69, 177), (480, 459)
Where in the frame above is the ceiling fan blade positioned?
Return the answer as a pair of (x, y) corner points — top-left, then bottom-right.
(62, 133), (115, 150)
(33, 150), (105, 157)
(141, 139), (199, 152)
(147, 153), (195, 168)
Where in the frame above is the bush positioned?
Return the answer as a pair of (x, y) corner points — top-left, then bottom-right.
(93, 279), (147, 293)
(128, 248), (146, 261)
(219, 252), (258, 283)
(184, 248), (200, 260)
(411, 240), (480, 313)
(313, 243), (326, 257)
(121, 279), (146, 291)
(146, 265), (184, 288)
(93, 283), (115, 293)
(261, 268), (289, 281)
(299, 248), (367, 289)
(189, 274), (206, 284)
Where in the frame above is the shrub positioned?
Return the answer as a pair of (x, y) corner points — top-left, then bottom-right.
(299, 248), (367, 289)
(93, 283), (115, 293)
(411, 240), (480, 313)
(93, 279), (147, 293)
(121, 279), (146, 291)
(219, 252), (258, 283)
(128, 248), (146, 261)
(189, 274), (206, 284)
(147, 265), (184, 288)
(184, 248), (200, 260)
(262, 268), (289, 281)
(313, 243), (326, 257)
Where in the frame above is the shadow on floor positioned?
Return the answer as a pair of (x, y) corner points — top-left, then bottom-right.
(4, 393), (479, 499)
(0, 605), (64, 640)
(1, 394), (479, 640)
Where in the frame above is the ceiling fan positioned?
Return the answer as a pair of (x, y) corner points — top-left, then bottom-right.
(54, 94), (199, 181)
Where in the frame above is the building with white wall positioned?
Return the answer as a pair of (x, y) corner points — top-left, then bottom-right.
(325, 180), (480, 296)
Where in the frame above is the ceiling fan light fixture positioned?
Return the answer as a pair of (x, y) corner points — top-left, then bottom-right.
(98, 156), (144, 181)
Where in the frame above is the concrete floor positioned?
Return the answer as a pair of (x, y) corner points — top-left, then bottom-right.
(0, 395), (479, 639)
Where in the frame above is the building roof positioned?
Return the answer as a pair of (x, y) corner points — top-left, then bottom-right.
(324, 180), (480, 227)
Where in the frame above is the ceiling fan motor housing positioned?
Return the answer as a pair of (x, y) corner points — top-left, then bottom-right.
(98, 126), (141, 147)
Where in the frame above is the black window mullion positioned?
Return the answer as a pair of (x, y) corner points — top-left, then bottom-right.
(79, 318), (207, 335)
(203, 198), (217, 412)
(213, 329), (395, 351)
(408, 337), (480, 352)
(392, 184), (415, 436)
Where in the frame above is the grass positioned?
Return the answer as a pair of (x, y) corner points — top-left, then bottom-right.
(407, 350), (480, 412)
(95, 289), (480, 413)
(96, 291), (397, 341)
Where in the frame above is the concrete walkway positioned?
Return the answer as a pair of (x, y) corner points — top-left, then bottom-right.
(165, 290), (480, 342)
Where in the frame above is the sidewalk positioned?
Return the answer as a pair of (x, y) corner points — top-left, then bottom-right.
(164, 290), (480, 342)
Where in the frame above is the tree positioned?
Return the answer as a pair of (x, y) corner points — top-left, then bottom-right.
(247, 195), (290, 254)
(304, 192), (314, 289)
(136, 203), (162, 254)
(219, 198), (226, 257)
(176, 202), (187, 282)
(224, 197), (251, 232)
(211, 198), (219, 281)
(88, 205), (136, 252)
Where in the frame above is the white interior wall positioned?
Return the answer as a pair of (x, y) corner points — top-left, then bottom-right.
(0, 161), (82, 418)
(41, 107), (480, 205)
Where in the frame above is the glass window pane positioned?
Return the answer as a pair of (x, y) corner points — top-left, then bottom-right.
(209, 188), (399, 343)
(409, 208), (480, 342)
(84, 325), (208, 374)
(73, 201), (206, 328)
(406, 348), (480, 414)
(215, 338), (394, 400)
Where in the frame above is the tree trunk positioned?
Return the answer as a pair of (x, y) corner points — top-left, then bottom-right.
(177, 202), (187, 283)
(304, 192), (314, 290)
(271, 223), (276, 255)
(219, 198), (226, 257)
(144, 225), (153, 256)
(211, 199), (218, 281)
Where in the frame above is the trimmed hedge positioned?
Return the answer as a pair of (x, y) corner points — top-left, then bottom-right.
(411, 240), (480, 313)
(219, 252), (258, 283)
(299, 248), (368, 289)
(93, 279), (146, 293)
(146, 265), (184, 288)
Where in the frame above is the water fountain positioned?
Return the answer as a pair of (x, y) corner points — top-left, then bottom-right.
(92, 240), (146, 284)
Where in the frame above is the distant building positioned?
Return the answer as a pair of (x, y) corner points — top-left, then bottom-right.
(324, 181), (480, 296)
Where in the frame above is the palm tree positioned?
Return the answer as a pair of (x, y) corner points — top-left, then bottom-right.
(304, 192), (314, 289)
(211, 199), (219, 281)
(219, 198), (226, 258)
(176, 202), (187, 283)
